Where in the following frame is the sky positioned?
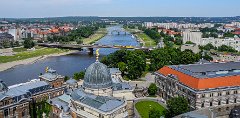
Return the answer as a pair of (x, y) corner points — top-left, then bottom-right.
(1, 0), (240, 18)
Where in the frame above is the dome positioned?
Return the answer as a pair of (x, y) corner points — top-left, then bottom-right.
(66, 78), (77, 86)
(0, 79), (8, 92)
(83, 62), (112, 89)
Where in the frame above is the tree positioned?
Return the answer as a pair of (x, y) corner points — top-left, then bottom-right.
(23, 38), (35, 49)
(149, 108), (162, 118)
(148, 83), (157, 96)
(185, 41), (194, 44)
(180, 50), (200, 64)
(217, 45), (237, 52)
(166, 97), (189, 117)
(64, 76), (70, 81)
(101, 50), (146, 80)
(73, 71), (85, 80)
(117, 62), (127, 76)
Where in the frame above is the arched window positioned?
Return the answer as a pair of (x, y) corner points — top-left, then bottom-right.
(226, 99), (229, 104)
(234, 98), (237, 103)
(201, 102), (204, 108)
(210, 101), (213, 106)
(218, 100), (221, 105)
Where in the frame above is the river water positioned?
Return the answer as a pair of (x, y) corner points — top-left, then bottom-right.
(0, 26), (139, 86)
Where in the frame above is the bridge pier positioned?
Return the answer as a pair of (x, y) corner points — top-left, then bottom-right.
(88, 48), (94, 55)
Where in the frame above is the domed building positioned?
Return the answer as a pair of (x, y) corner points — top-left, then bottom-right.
(69, 61), (129, 118)
(82, 61), (113, 96)
(49, 50), (135, 118)
(69, 49), (132, 118)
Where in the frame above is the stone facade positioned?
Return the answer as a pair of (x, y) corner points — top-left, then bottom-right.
(155, 65), (240, 117)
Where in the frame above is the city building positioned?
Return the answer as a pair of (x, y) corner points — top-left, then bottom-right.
(48, 51), (135, 118)
(181, 44), (200, 54)
(201, 37), (240, 51)
(0, 33), (14, 48)
(0, 69), (65, 118)
(183, 30), (202, 45)
(155, 62), (240, 117)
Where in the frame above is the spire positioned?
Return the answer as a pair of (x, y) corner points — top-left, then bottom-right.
(96, 49), (100, 62)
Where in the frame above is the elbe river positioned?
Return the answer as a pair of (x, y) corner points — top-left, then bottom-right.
(0, 26), (140, 86)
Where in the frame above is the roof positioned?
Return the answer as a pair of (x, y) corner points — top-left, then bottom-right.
(112, 83), (132, 91)
(71, 89), (125, 112)
(39, 69), (63, 82)
(0, 80), (50, 102)
(109, 68), (121, 74)
(83, 62), (113, 89)
(49, 94), (70, 112)
(158, 62), (240, 90)
(66, 79), (77, 85)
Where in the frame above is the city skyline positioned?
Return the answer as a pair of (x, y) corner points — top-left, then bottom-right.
(1, 0), (240, 18)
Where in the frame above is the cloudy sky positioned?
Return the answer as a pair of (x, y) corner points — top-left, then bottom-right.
(1, 0), (240, 18)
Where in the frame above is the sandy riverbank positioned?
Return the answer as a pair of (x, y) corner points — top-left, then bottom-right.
(0, 50), (77, 72)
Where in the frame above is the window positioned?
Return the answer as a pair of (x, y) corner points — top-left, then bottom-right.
(218, 101), (221, 105)
(13, 107), (16, 116)
(210, 101), (213, 106)
(226, 99), (229, 104)
(22, 110), (25, 117)
(210, 93), (214, 97)
(218, 92), (222, 96)
(201, 94), (205, 98)
(4, 109), (9, 117)
(81, 107), (84, 111)
(201, 103), (204, 108)
(226, 91), (230, 95)
(234, 98), (237, 103)
(234, 90), (238, 94)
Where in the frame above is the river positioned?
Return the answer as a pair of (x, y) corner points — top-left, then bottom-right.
(0, 26), (139, 86)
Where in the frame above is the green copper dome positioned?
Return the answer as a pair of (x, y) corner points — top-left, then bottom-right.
(83, 62), (113, 89)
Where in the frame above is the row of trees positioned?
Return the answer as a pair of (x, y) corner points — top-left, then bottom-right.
(199, 43), (238, 53)
(101, 50), (146, 80)
(1, 41), (20, 48)
(101, 48), (201, 80)
(47, 26), (99, 43)
(149, 48), (201, 71)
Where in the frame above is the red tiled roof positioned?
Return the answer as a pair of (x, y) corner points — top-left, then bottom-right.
(158, 66), (240, 90)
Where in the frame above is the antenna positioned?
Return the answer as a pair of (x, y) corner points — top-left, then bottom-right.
(96, 48), (100, 62)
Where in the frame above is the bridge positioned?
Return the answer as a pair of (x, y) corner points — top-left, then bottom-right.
(111, 29), (130, 35)
(38, 43), (152, 55)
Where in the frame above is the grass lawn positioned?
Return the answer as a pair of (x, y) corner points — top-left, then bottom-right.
(83, 28), (107, 44)
(0, 48), (68, 63)
(136, 33), (157, 47)
(12, 47), (27, 52)
(135, 101), (166, 118)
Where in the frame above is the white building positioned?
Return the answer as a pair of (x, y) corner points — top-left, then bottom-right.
(183, 30), (202, 45)
(201, 37), (240, 51)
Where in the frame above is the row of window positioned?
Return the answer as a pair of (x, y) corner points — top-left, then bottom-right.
(201, 90), (238, 98)
(201, 98), (237, 108)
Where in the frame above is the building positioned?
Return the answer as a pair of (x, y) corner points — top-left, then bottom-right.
(212, 53), (240, 62)
(181, 44), (200, 54)
(155, 62), (240, 117)
(0, 69), (65, 118)
(201, 37), (240, 51)
(49, 60), (134, 118)
(0, 33), (14, 48)
(183, 30), (202, 45)
(39, 68), (65, 88)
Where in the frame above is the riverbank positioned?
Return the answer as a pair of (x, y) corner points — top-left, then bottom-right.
(135, 33), (157, 47)
(83, 28), (107, 44)
(0, 49), (77, 72)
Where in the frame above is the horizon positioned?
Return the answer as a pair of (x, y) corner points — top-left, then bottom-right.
(1, 0), (240, 18)
(1, 16), (240, 19)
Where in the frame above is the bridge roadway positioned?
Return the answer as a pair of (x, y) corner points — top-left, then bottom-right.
(37, 43), (152, 54)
